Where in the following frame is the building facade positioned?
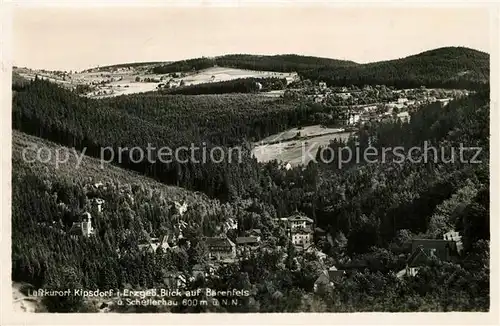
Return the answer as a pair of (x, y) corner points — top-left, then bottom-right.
(205, 237), (236, 261)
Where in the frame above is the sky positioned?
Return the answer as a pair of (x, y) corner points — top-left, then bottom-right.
(12, 6), (491, 71)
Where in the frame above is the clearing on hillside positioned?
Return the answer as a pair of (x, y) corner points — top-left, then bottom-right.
(252, 125), (352, 167)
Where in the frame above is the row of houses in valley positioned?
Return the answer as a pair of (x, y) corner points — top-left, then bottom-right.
(202, 228), (263, 262)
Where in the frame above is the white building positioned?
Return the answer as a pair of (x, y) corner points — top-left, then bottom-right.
(224, 217), (238, 231)
(69, 212), (95, 238)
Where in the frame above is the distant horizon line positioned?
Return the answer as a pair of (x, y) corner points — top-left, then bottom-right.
(13, 45), (489, 72)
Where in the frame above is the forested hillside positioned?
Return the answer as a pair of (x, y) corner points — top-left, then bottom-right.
(312, 91), (489, 250)
(300, 47), (489, 89)
(151, 54), (358, 74)
(149, 47), (488, 90)
(11, 88), (489, 312)
(160, 77), (287, 95)
(12, 78), (339, 200)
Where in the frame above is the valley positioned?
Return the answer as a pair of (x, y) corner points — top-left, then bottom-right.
(11, 47), (490, 314)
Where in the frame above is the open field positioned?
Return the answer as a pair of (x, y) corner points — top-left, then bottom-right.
(252, 125), (352, 166)
(258, 125), (346, 145)
(179, 66), (298, 85)
(16, 66), (298, 98)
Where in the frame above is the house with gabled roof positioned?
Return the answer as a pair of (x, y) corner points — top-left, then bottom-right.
(314, 265), (346, 292)
(284, 214), (314, 230)
(204, 237), (236, 261)
(397, 233), (462, 279)
(138, 234), (172, 254)
(236, 236), (260, 256)
(245, 229), (262, 241)
(304, 245), (327, 261)
(409, 238), (460, 265)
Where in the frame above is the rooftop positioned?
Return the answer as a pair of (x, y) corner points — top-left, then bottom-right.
(287, 215), (314, 223)
(204, 237), (235, 248)
(68, 223), (83, 235)
(411, 239), (456, 250)
(236, 236), (260, 245)
(292, 226), (314, 234)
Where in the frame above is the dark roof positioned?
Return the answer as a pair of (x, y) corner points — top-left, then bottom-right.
(315, 227), (326, 233)
(68, 223), (83, 235)
(293, 227), (313, 234)
(247, 229), (261, 235)
(288, 215), (314, 223)
(328, 270), (346, 283)
(315, 272), (330, 285)
(138, 243), (155, 252)
(411, 239), (453, 251)
(178, 238), (190, 246)
(204, 237), (235, 247)
(408, 239), (458, 266)
(236, 237), (259, 245)
(315, 268), (345, 285)
(294, 244), (305, 251)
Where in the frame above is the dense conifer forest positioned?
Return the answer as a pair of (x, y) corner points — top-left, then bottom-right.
(151, 54), (357, 74)
(300, 47), (489, 90)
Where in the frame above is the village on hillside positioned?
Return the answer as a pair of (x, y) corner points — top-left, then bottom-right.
(46, 179), (465, 312)
(13, 65), (299, 98)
